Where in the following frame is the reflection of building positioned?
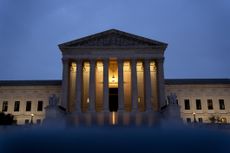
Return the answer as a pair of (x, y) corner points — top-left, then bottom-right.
(0, 29), (229, 125)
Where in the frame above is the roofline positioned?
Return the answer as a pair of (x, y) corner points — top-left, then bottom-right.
(165, 78), (230, 85)
(0, 79), (229, 86)
(0, 80), (62, 86)
(58, 29), (168, 49)
(59, 45), (167, 50)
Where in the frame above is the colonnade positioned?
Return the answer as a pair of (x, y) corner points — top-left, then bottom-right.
(61, 58), (165, 113)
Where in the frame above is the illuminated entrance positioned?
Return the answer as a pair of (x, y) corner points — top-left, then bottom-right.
(109, 61), (118, 112)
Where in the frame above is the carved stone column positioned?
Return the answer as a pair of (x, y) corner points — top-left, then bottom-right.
(144, 59), (152, 112)
(156, 58), (165, 111)
(75, 59), (83, 112)
(89, 59), (96, 112)
(131, 59), (138, 112)
(61, 58), (69, 110)
(118, 59), (124, 112)
(103, 59), (109, 112)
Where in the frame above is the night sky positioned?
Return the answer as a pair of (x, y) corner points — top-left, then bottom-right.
(0, 0), (229, 80)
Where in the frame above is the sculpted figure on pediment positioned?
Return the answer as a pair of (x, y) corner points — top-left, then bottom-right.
(72, 34), (152, 47)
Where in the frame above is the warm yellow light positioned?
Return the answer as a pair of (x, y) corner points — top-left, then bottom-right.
(112, 75), (115, 82)
(138, 97), (141, 103)
(150, 61), (156, 71)
(31, 113), (34, 117)
(108, 61), (118, 88)
(71, 63), (76, 72)
(193, 112), (196, 115)
(112, 112), (116, 125)
(221, 118), (226, 123)
(87, 98), (89, 103)
(109, 75), (117, 84)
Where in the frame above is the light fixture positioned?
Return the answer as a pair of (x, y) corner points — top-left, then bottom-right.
(87, 98), (89, 103)
(111, 63), (116, 83)
(112, 75), (115, 82)
(138, 97), (141, 103)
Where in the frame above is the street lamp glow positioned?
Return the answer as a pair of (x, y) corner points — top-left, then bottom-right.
(30, 113), (34, 124)
(192, 112), (197, 123)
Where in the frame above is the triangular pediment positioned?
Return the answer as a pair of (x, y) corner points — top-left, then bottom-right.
(59, 29), (167, 48)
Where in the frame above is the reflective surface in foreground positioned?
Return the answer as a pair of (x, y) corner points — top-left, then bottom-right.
(65, 112), (160, 127)
(0, 112), (230, 153)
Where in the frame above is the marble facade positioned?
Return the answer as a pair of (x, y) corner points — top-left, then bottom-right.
(0, 29), (229, 125)
(59, 29), (167, 113)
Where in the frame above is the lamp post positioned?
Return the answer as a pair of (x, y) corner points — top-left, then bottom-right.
(30, 113), (34, 125)
(193, 112), (197, 123)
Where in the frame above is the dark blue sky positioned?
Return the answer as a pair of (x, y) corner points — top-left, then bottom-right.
(0, 0), (229, 80)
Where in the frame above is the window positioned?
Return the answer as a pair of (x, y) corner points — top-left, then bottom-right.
(25, 119), (30, 124)
(2, 101), (8, 112)
(37, 101), (43, 111)
(26, 101), (32, 111)
(219, 99), (225, 110)
(186, 118), (191, 123)
(207, 99), (213, 110)
(196, 99), (202, 110)
(184, 99), (190, 110)
(198, 118), (203, 123)
(14, 101), (20, 112)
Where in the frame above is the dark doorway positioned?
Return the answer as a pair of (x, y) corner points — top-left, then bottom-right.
(109, 88), (118, 112)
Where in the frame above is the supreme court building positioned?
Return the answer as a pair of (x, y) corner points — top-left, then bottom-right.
(0, 29), (230, 125)
(59, 29), (167, 113)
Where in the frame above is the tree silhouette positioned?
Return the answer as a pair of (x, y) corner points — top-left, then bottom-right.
(0, 112), (15, 125)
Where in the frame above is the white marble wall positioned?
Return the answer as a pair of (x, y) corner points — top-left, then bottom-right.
(1, 83), (229, 124)
(165, 84), (230, 123)
(0, 85), (61, 125)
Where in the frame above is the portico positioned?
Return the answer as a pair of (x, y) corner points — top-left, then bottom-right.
(59, 29), (167, 113)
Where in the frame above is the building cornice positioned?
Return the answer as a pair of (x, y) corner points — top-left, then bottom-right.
(0, 80), (62, 86)
(0, 79), (229, 86)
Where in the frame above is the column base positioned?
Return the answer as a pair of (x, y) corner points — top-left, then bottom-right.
(63, 111), (163, 127)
